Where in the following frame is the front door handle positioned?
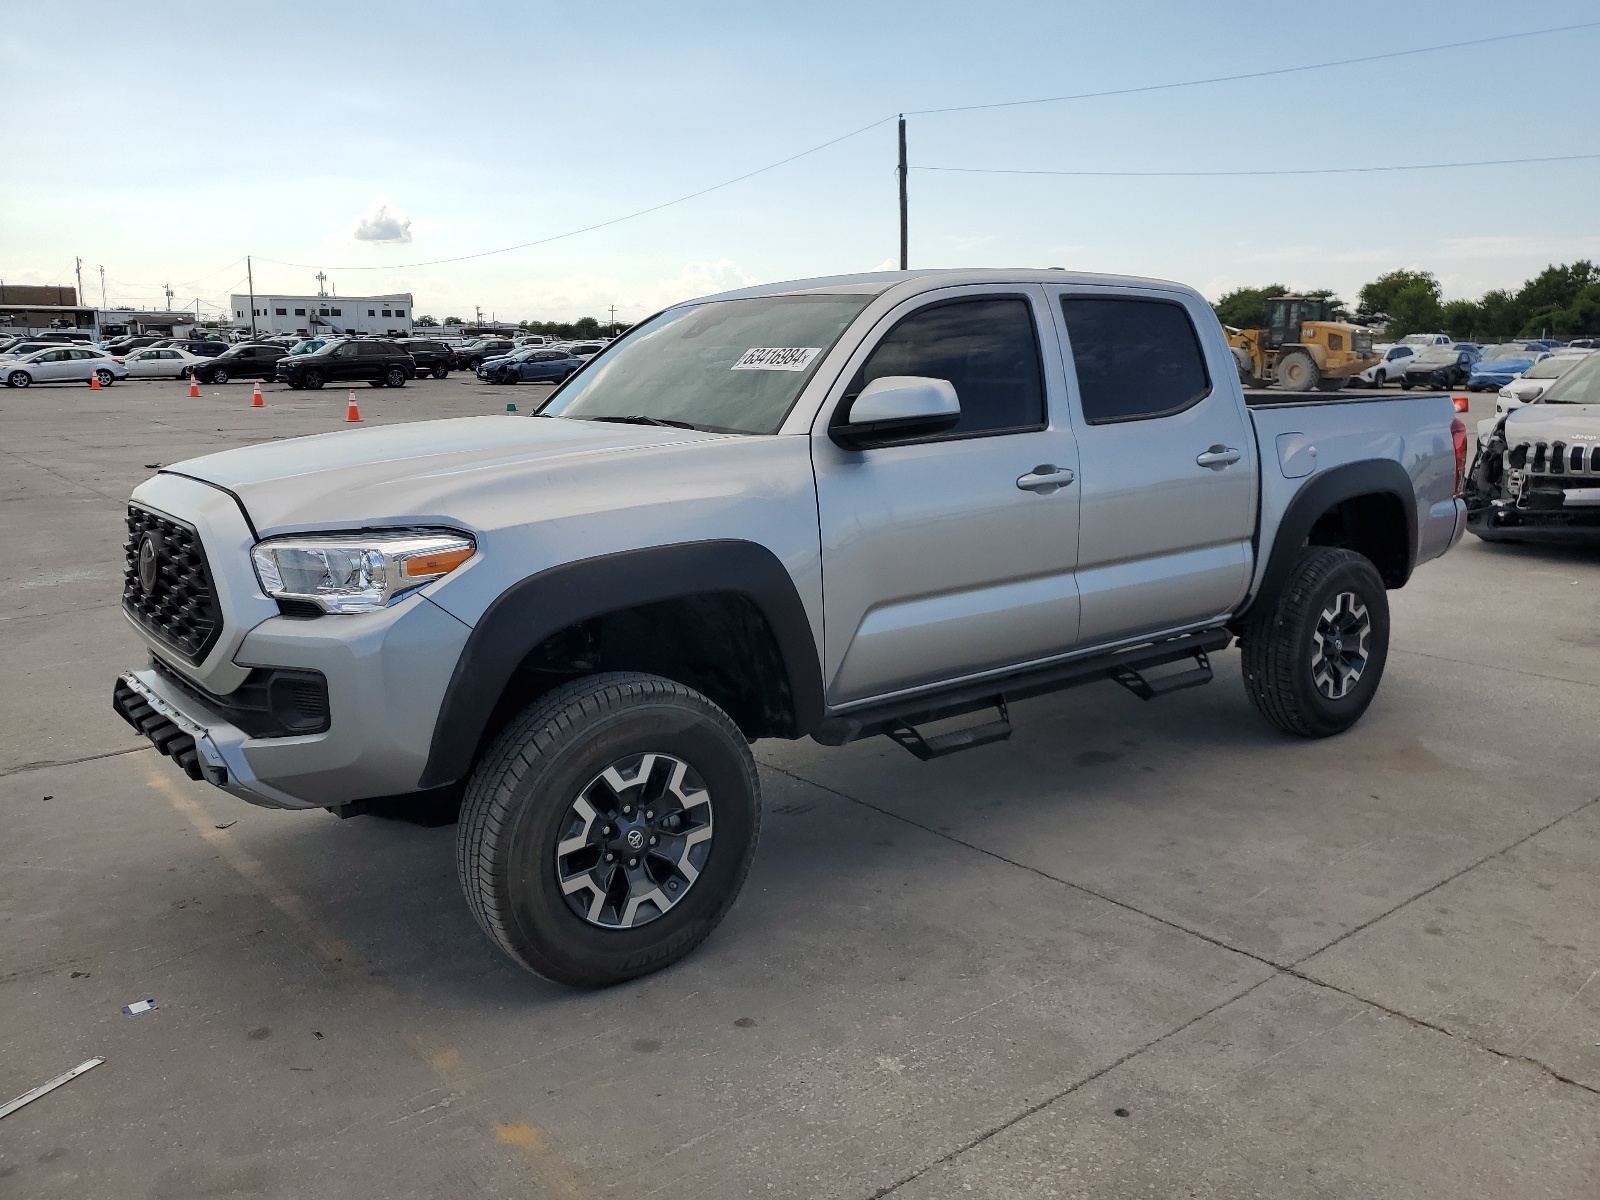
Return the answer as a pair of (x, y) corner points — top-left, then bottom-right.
(1196, 445), (1242, 469)
(1017, 465), (1075, 493)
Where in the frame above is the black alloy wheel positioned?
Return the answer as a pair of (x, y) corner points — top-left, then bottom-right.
(211, 367), (230, 384)
(457, 672), (760, 987)
(302, 369), (325, 390)
(432, 364), (448, 379)
(385, 366), (407, 388)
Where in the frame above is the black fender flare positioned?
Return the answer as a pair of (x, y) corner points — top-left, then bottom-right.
(1242, 459), (1418, 619)
(418, 540), (824, 788)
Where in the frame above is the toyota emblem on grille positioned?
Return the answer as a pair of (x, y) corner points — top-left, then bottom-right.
(626, 828), (645, 851)
(136, 534), (159, 593)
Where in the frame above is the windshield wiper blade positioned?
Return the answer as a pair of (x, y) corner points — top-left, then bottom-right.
(587, 414), (700, 430)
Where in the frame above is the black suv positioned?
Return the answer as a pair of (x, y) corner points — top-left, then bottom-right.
(396, 338), (456, 379)
(453, 338), (515, 370)
(170, 339), (229, 358)
(192, 343), (289, 384)
(276, 339), (416, 390)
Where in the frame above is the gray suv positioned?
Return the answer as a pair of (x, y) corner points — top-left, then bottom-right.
(114, 269), (1467, 986)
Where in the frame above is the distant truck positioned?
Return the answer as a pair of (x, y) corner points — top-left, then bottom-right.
(113, 268), (1467, 987)
(1228, 295), (1379, 391)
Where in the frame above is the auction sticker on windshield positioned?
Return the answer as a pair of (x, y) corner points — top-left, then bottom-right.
(731, 347), (821, 372)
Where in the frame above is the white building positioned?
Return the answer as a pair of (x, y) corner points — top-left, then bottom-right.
(230, 293), (415, 339)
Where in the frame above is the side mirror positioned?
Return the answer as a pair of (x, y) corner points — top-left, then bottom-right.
(832, 375), (960, 449)
(1512, 384), (1542, 402)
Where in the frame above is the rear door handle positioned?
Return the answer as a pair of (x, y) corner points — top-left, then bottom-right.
(1196, 445), (1242, 469)
(1017, 465), (1075, 493)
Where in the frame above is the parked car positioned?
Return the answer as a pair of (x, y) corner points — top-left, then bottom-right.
(487, 347), (586, 384)
(1566, 337), (1600, 349)
(453, 338), (515, 370)
(1467, 343), (1549, 391)
(566, 341), (605, 360)
(1399, 333), (1453, 347)
(1400, 343), (1478, 390)
(103, 335), (164, 356)
(1467, 350), (1600, 542)
(112, 267), (1468, 987)
(191, 343), (289, 384)
(286, 337), (338, 357)
(396, 338), (457, 379)
(3, 345), (128, 388)
(170, 339), (230, 358)
(1356, 343), (1419, 387)
(123, 346), (206, 379)
(1, 338), (79, 360)
(1491, 352), (1593, 415)
(276, 339), (415, 389)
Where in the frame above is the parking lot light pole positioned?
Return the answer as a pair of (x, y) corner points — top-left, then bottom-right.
(898, 115), (908, 271)
(247, 256), (257, 339)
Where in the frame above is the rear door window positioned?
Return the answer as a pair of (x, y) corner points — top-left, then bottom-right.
(1058, 297), (1212, 424)
(848, 296), (1046, 438)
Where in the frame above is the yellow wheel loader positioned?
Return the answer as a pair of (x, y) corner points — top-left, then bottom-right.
(1226, 296), (1378, 392)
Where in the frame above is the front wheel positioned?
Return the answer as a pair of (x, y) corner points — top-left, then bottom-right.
(211, 367), (230, 384)
(7, 370), (31, 388)
(302, 370), (325, 390)
(456, 672), (760, 987)
(1277, 350), (1319, 392)
(1239, 546), (1390, 738)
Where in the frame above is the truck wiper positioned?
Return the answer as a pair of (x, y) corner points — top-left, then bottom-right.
(587, 414), (701, 430)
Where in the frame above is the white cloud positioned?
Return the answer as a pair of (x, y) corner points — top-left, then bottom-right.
(352, 201), (414, 243)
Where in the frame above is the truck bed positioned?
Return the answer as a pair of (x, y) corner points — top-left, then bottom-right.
(1242, 388), (1456, 408)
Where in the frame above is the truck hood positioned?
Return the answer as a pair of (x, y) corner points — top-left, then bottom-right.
(163, 414), (728, 533)
(1502, 402), (1600, 449)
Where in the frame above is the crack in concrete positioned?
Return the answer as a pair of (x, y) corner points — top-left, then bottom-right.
(757, 763), (1600, 1196)
(0, 744), (150, 778)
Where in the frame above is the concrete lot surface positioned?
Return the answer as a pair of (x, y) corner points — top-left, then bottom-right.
(1, 376), (1596, 1197)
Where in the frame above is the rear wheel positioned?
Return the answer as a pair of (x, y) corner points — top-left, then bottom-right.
(1239, 547), (1390, 738)
(1277, 350), (1319, 392)
(95, 368), (114, 387)
(432, 364), (449, 379)
(456, 672), (760, 987)
(385, 366), (407, 388)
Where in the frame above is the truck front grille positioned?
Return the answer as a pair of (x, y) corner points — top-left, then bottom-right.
(123, 505), (224, 663)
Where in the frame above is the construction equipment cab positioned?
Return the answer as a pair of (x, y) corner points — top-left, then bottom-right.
(1228, 295), (1378, 392)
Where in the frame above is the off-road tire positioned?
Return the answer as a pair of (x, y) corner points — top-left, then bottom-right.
(456, 672), (760, 987)
(1239, 547), (1390, 738)
(1277, 350), (1319, 392)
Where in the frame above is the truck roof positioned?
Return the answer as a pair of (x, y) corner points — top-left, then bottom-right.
(692, 267), (1196, 306)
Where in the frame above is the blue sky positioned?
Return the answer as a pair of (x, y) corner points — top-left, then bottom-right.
(3, 0), (1597, 323)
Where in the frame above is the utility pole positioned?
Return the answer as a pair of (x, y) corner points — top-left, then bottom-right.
(75, 256), (84, 307)
(898, 115), (908, 271)
(164, 281), (174, 311)
(608, 303), (617, 332)
(247, 255), (257, 338)
(98, 265), (107, 308)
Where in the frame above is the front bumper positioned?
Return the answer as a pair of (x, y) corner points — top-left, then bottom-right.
(114, 591), (473, 810)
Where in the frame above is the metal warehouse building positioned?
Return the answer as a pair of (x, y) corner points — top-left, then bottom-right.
(230, 293), (415, 338)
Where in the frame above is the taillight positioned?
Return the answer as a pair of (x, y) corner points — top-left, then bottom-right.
(1451, 417), (1468, 495)
(112, 357), (125, 364)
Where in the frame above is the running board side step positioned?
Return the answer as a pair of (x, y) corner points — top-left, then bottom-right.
(812, 629), (1231, 759)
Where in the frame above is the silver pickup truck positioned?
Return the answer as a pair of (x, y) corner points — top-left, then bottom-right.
(113, 269), (1468, 986)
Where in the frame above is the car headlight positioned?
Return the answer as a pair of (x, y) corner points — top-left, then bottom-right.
(251, 530), (475, 613)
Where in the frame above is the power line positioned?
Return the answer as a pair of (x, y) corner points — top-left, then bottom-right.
(902, 21), (1600, 116)
(913, 151), (1600, 178)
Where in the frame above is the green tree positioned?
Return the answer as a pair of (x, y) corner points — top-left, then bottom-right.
(1213, 284), (1288, 330)
(1357, 269), (1438, 317)
(415, 314), (439, 327)
(1441, 299), (1479, 341)
(442, 316), (463, 326)
(1384, 281), (1445, 339)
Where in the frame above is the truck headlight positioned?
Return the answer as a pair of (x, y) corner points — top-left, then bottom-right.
(251, 530), (475, 613)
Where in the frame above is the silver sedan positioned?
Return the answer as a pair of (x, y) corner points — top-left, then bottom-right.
(2, 346), (130, 388)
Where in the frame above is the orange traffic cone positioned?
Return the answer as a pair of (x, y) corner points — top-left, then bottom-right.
(188, 374), (200, 398)
(89, 372), (102, 390)
(251, 380), (265, 408)
(344, 390), (362, 423)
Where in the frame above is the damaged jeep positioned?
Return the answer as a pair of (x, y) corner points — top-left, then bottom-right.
(1466, 350), (1600, 543)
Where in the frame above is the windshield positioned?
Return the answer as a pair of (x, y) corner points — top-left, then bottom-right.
(1481, 344), (1533, 360)
(1540, 353), (1600, 404)
(541, 295), (872, 434)
(1524, 356), (1582, 380)
(1414, 346), (1457, 364)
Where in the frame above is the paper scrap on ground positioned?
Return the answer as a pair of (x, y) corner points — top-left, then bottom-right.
(123, 999), (157, 1016)
(0, 1057), (105, 1121)
(730, 347), (820, 372)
